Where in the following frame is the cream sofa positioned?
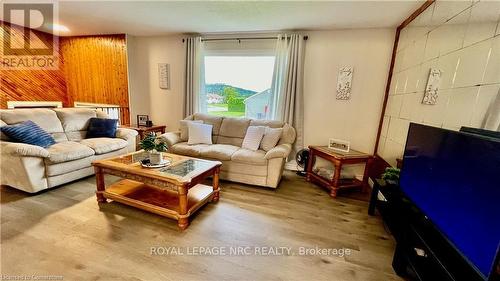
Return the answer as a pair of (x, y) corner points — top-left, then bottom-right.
(0, 108), (137, 193)
(159, 113), (296, 188)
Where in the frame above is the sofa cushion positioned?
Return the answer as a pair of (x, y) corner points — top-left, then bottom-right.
(200, 144), (239, 161)
(278, 123), (296, 145)
(86, 118), (118, 138)
(260, 127), (283, 151)
(231, 148), (267, 165)
(249, 119), (284, 128)
(1, 120), (56, 148)
(80, 138), (128, 155)
(0, 108), (64, 134)
(53, 108), (98, 132)
(180, 120), (203, 141)
(216, 136), (244, 147)
(1, 141), (50, 158)
(219, 117), (251, 138)
(193, 113), (223, 135)
(0, 119), (11, 141)
(46, 141), (95, 164)
(45, 145), (128, 176)
(242, 126), (266, 151)
(188, 123), (213, 145)
(170, 142), (210, 157)
(65, 131), (87, 142)
(45, 157), (92, 177)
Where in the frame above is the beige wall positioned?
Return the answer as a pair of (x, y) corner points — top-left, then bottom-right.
(128, 29), (395, 155)
(127, 34), (185, 130)
(378, 1), (500, 166)
(303, 29), (394, 154)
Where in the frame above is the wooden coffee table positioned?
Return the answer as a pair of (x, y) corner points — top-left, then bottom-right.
(92, 151), (221, 230)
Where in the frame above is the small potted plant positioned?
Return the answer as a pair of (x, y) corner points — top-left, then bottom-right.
(382, 167), (400, 185)
(139, 133), (168, 165)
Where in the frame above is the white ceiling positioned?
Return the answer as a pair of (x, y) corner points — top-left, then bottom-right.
(5, 1), (426, 36)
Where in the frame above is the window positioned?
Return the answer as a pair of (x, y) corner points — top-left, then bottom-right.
(202, 55), (275, 119)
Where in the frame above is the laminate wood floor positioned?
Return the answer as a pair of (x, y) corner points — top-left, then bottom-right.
(1, 172), (401, 281)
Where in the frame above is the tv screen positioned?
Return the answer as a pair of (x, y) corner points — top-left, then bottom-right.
(400, 123), (500, 278)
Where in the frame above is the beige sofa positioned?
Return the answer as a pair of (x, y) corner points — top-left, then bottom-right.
(0, 108), (137, 193)
(159, 113), (296, 188)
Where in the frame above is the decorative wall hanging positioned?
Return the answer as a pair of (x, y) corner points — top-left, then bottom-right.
(422, 68), (442, 105)
(336, 67), (353, 100)
(158, 63), (170, 90)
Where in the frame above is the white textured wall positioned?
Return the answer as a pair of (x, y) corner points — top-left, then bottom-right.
(378, 0), (500, 166)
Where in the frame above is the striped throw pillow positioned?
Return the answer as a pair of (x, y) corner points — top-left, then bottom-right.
(0, 120), (56, 148)
(242, 126), (266, 151)
(260, 127), (283, 151)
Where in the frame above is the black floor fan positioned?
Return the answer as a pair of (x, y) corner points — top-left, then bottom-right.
(295, 148), (309, 176)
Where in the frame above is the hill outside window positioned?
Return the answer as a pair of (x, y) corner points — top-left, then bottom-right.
(198, 39), (276, 120)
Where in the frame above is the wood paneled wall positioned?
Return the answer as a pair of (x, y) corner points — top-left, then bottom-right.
(0, 23), (69, 107)
(0, 23), (130, 123)
(61, 35), (130, 123)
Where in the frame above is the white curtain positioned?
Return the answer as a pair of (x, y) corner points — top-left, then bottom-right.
(270, 34), (306, 158)
(482, 88), (500, 131)
(184, 37), (205, 117)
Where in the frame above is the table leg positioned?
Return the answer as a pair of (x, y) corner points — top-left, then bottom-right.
(178, 187), (189, 230)
(362, 157), (374, 193)
(330, 162), (342, 198)
(368, 180), (379, 216)
(94, 167), (107, 203)
(306, 150), (315, 181)
(212, 167), (220, 202)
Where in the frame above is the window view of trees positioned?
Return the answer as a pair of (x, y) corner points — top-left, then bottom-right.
(206, 84), (256, 117)
(204, 56), (275, 119)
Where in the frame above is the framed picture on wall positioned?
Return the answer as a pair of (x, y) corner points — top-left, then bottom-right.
(422, 68), (442, 105)
(158, 63), (170, 90)
(336, 67), (354, 100)
(137, 115), (149, 126)
(328, 138), (350, 153)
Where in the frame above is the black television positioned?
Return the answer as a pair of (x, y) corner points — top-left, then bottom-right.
(399, 123), (500, 280)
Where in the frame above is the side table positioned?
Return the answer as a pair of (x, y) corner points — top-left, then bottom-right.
(306, 146), (373, 198)
(121, 124), (167, 140)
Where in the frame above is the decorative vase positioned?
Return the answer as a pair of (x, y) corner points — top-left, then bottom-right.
(149, 151), (163, 165)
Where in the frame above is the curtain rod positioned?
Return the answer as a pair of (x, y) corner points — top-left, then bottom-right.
(182, 35), (308, 43)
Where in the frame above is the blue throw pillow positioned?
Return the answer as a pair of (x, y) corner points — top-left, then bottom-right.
(86, 118), (118, 138)
(0, 120), (56, 148)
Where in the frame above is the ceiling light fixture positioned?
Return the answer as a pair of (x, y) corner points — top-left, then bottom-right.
(49, 23), (70, 33)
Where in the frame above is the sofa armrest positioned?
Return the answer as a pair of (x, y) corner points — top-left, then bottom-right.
(0, 141), (50, 158)
(116, 128), (138, 142)
(265, 143), (292, 160)
(158, 132), (181, 148)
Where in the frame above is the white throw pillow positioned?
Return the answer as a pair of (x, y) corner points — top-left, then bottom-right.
(188, 122), (213, 145)
(179, 120), (203, 141)
(260, 127), (283, 151)
(242, 126), (266, 151)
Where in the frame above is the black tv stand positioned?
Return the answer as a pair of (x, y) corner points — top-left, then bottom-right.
(369, 179), (499, 281)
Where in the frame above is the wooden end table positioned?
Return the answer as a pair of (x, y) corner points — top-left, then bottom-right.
(121, 124), (166, 140)
(92, 151), (221, 230)
(306, 146), (373, 198)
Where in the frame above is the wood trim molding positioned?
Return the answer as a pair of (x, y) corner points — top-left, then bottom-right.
(373, 0), (435, 156)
